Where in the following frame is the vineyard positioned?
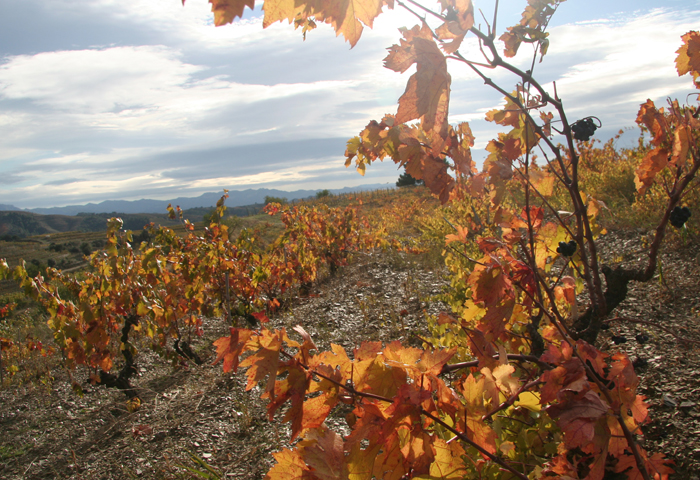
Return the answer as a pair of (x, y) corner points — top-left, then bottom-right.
(2, 0), (700, 479)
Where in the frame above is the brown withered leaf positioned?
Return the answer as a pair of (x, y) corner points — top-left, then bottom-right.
(262, 0), (392, 47)
(671, 125), (690, 168)
(193, 0), (256, 25)
(676, 30), (700, 85)
(386, 25), (451, 139)
(636, 100), (668, 146)
(634, 147), (669, 194)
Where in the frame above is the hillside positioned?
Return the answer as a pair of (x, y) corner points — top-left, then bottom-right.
(0, 205), (269, 239)
(0, 211), (181, 239)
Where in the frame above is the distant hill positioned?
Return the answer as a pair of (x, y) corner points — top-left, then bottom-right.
(0, 211), (184, 239)
(1, 185), (389, 216)
(0, 204), (21, 211)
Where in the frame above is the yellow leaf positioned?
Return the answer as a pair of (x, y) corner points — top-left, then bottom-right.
(414, 438), (467, 479)
(263, 0), (390, 47)
(514, 391), (541, 412)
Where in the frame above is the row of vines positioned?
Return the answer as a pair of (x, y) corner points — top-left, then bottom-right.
(0, 198), (377, 396)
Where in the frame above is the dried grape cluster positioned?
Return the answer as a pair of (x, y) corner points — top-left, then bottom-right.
(669, 206), (691, 228)
(556, 240), (577, 257)
(571, 117), (598, 141)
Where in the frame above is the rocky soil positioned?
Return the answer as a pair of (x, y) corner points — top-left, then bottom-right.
(0, 233), (699, 479)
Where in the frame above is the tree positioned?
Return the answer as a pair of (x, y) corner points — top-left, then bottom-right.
(264, 195), (288, 205)
(396, 171), (423, 187)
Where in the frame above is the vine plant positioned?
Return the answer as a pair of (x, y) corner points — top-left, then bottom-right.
(186, 0), (699, 479)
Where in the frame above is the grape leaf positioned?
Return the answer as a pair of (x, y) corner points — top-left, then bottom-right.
(636, 100), (668, 146)
(266, 448), (313, 480)
(435, 0), (474, 54)
(634, 147), (669, 195)
(192, 0), (256, 26)
(413, 437), (467, 479)
(212, 327), (253, 373)
(675, 30), (700, 86)
(468, 260), (513, 308)
(300, 426), (348, 480)
(386, 24), (451, 139)
(239, 328), (283, 395)
(546, 390), (609, 448)
(262, 0), (392, 47)
(615, 451), (673, 480)
(267, 364), (311, 440)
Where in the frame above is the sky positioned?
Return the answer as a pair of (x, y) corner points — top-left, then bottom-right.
(0, 0), (699, 209)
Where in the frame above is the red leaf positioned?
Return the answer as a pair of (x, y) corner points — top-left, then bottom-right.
(212, 327), (253, 373)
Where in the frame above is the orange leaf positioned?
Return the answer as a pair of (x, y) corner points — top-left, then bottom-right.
(671, 125), (690, 167)
(615, 450), (674, 480)
(554, 276), (576, 305)
(546, 391), (609, 449)
(207, 0), (256, 25)
(676, 30), (700, 86)
(240, 329), (283, 394)
(418, 437), (468, 479)
(468, 261), (513, 308)
(268, 365), (311, 440)
(213, 327), (253, 373)
(445, 225), (469, 244)
(387, 26), (451, 138)
(634, 147), (669, 195)
(266, 448), (312, 480)
(262, 0), (391, 47)
(301, 427), (348, 480)
(636, 100), (668, 146)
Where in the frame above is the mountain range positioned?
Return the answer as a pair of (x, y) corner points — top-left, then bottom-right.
(0, 185), (390, 216)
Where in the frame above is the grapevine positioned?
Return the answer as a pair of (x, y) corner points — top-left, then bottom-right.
(0, 1), (698, 479)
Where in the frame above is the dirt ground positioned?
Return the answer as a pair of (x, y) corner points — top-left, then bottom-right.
(1, 233), (699, 479)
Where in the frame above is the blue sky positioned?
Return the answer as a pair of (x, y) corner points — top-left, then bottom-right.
(0, 0), (698, 208)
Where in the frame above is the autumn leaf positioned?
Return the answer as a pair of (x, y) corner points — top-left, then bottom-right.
(445, 225), (469, 245)
(435, 0), (474, 54)
(299, 426), (348, 480)
(213, 327), (253, 373)
(675, 30), (700, 86)
(546, 390), (609, 448)
(636, 100), (668, 146)
(413, 437), (467, 479)
(615, 451), (673, 480)
(265, 448), (313, 480)
(194, 0), (256, 26)
(468, 260), (513, 308)
(671, 125), (690, 167)
(485, 94), (521, 128)
(499, 0), (557, 58)
(554, 276), (576, 305)
(267, 364), (311, 440)
(635, 147), (669, 194)
(240, 329), (283, 395)
(386, 24), (451, 139)
(262, 0), (392, 47)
